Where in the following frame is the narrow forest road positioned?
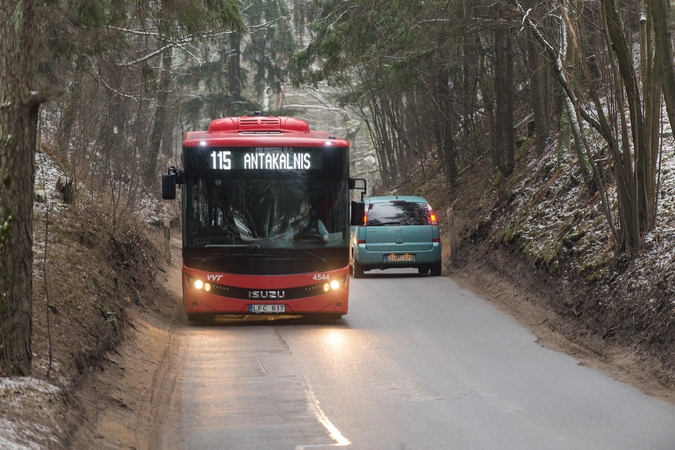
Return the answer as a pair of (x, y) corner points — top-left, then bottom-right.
(68, 231), (675, 449)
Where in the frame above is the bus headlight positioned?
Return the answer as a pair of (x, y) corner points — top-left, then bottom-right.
(194, 279), (204, 290)
(323, 280), (341, 292)
(204, 283), (212, 292)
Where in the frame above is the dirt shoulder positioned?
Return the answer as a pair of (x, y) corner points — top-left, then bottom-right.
(66, 304), (182, 450)
(65, 232), (184, 450)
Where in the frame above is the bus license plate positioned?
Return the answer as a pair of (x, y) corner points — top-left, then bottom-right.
(385, 253), (415, 262)
(249, 304), (286, 314)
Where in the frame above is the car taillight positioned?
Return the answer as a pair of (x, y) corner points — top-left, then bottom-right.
(427, 204), (438, 225)
(363, 205), (369, 225)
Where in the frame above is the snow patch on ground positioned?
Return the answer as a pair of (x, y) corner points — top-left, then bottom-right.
(0, 378), (62, 449)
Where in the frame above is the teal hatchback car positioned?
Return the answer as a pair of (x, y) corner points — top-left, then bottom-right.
(349, 196), (442, 277)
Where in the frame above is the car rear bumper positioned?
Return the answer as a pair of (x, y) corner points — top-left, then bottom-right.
(353, 243), (442, 269)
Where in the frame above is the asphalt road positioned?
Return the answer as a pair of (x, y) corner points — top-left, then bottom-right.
(160, 269), (675, 450)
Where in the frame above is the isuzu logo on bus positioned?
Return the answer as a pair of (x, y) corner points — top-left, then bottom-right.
(249, 290), (286, 299)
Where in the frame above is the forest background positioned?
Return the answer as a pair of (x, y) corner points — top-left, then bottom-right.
(1, 0), (675, 446)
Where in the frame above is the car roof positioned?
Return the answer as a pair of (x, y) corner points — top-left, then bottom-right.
(364, 195), (428, 204)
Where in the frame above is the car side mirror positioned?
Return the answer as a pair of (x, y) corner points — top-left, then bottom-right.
(350, 201), (365, 226)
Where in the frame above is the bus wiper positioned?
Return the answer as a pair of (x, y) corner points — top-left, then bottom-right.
(230, 252), (277, 258)
(204, 244), (249, 248)
(298, 249), (326, 264)
(192, 252), (273, 261)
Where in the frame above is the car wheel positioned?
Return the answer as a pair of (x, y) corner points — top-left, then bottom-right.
(430, 261), (442, 276)
(352, 260), (365, 278)
(418, 267), (429, 275)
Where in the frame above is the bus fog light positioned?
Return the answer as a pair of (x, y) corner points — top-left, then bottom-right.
(192, 302), (198, 307)
(322, 283), (330, 292)
(204, 283), (212, 292)
(330, 280), (340, 290)
(194, 279), (204, 290)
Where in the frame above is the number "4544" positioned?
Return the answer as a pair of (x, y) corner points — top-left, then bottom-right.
(312, 273), (330, 281)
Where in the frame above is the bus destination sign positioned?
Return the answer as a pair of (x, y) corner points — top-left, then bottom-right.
(210, 149), (323, 171)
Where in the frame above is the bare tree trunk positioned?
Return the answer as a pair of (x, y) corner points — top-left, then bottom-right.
(494, 18), (515, 176)
(640, 11), (661, 230)
(95, 64), (128, 192)
(649, 0), (675, 150)
(477, 43), (496, 169)
(375, 101), (398, 184)
(436, 66), (458, 186)
(57, 56), (85, 163)
(0, 0), (38, 376)
(560, 5), (592, 187)
(161, 105), (175, 158)
(365, 89), (395, 186)
(225, 32), (242, 115)
(602, 0), (646, 255)
(144, 48), (173, 188)
(523, 0), (549, 155)
(56, 56), (86, 196)
(229, 33), (242, 99)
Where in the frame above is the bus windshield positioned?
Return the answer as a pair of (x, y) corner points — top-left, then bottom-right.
(183, 147), (348, 250)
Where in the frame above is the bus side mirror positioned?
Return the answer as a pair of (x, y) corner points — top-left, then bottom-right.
(162, 166), (183, 200)
(349, 177), (367, 201)
(350, 201), (365, 226)
(162, 172), (176, 199)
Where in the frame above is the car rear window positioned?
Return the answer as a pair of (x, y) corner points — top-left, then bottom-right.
(366, 202), (430, 226)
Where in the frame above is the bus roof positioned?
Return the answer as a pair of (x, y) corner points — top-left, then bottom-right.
(182, 114), (350, 148)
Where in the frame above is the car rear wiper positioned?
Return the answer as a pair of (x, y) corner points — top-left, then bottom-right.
(370, 221), (401, 226)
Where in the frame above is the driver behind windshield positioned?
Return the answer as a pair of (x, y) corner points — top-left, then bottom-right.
(292, 200), (329, 243)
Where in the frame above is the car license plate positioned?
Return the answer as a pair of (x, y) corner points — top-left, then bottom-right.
(249, 304), (286, 314)
(385, 253), (415, 262)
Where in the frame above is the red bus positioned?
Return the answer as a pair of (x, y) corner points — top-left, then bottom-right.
(161, 113), (364, 322)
